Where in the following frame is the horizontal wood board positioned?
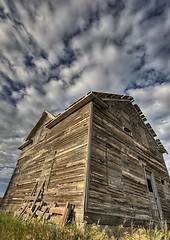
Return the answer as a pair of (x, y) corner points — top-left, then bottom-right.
(1, 103), (92, 222)
(85, 103), (170, 225)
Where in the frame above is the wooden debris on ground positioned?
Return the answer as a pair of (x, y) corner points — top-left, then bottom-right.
(15, 200), (74, 225)
(14, 180), (74, 226)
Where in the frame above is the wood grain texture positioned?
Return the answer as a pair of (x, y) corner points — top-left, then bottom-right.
(85, 102), (170, 226)
(1, 93), (170, 226)
(1, 103), (91, 222)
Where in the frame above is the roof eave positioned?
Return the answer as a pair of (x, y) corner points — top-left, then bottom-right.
(46, 92), (108, 129)
(18, 139), (33, 150)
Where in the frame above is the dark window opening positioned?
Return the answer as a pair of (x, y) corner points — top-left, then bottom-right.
(161, 179), (165, 185)
(147, 178), (153, 192)
(123, 127), (132, 135)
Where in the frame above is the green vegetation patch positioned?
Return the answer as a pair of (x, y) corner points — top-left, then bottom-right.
(0, 211), (170, 240)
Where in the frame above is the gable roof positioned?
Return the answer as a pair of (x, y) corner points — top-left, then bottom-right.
(26, 110), (55, 140)
(18, 110), (55, 150)
(18, 92), (167, 153)
(92, 92), (167, 153)
(46, 92), (108, 129)
(92, 92), (134, 101)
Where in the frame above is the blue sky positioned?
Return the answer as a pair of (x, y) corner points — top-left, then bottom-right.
(0, 0), (170, 197)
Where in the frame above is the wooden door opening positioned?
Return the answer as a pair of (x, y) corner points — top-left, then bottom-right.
(145, 171), (162, 222)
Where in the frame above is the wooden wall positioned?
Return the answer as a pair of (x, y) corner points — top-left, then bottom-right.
(1, 102), (92, 222)
(85, 101), (170, 226)
(1, 96), (169, 226)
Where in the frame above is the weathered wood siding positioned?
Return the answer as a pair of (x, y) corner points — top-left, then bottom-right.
(85, 101), (170, 225)
(2, 93), (169, 226)
(1, 112), (51, 211)
(2, 103), (92, 222)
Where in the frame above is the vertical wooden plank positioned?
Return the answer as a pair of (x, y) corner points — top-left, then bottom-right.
(60, 202), (69, 227)
(144, 169), (163, 222)
(151, 173), (163, 220)
(83, 102), (93, 217)
(31, 179), (45, 211)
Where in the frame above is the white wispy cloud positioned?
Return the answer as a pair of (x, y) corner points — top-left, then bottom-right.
(0, 192), (4, 197)
(0, 0), (170, 196)
(128, 83), (170, 172)
(0, 167), (14, 179)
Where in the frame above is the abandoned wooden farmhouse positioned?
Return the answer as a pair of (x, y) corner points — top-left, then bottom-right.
(1, 92), (170, 226)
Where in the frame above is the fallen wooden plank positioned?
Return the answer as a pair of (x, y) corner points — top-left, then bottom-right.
(30, 182), (38, 196)
(60, 202), (71, 227)
(17, 202), (33, 218)
(43, 212), (50, 220)
(36, 205), (49, 220)
(24, 196), (36, 201)
(26, 208), (33, 215)
(31, 202), (43, 218)
(49, 207), (64, 215)
(31, 179), (45, 211)
(41, 206), (48, 212)
(36, 210), (44, 218)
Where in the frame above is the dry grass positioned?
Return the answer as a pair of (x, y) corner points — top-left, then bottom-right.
(0, 211), (169, 240)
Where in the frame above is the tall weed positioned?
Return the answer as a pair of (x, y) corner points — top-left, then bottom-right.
(0, 211), (169, 240)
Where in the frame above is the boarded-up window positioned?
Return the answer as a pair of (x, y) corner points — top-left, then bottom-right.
(139, 125), (148, 147)
(121, 111), (132, 136)
(107, 167), (123, 192)
(34, 125), (47, 144)
(121, 111), (130, 122)
(145, 171), (162, 221)
(161, 179), (170, 200)
(106, 145), (123, 192)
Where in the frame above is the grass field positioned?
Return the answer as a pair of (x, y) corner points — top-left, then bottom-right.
(0, 211), (169, 239)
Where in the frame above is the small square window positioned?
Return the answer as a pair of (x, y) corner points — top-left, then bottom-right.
(123, 126), (132, 135)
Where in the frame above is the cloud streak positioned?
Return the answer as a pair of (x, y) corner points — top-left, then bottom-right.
(0, 0), (170, 196)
